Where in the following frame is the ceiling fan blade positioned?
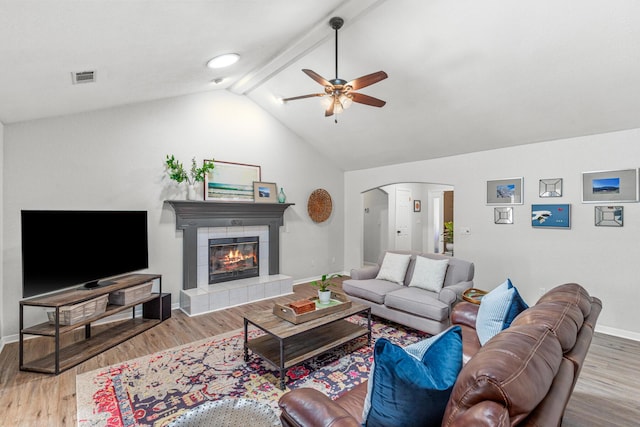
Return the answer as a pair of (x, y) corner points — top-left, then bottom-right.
(325, 99), (335, 117)
(302, 69), (332, 87)
(281, 93), (326, 102)
(347, 71), (388, 90)
(351, 92), (386, 107)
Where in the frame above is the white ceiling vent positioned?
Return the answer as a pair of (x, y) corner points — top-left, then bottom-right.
(71, 70), (96, 84)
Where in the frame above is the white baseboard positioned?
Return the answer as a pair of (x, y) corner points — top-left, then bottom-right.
(595, 325), (640, 342)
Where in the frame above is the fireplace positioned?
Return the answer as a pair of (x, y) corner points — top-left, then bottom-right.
(209, 237), (259, 284)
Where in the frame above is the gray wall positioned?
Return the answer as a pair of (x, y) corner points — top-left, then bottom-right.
(2, 90), (344, 338)
(345, 128), (640, 341)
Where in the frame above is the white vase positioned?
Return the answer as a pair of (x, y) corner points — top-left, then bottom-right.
(318, 290), (332, 304)
(187, 184), (201, 200)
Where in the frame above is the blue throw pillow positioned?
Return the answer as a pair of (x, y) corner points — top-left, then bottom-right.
(476, 278), (529, 345)
(362, 326), (463, 427)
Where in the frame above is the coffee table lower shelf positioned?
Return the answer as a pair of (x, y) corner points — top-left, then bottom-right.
(244, 311), (371, 390)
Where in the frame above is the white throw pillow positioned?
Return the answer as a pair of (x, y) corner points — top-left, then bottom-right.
(376, 253), (412, 284)
(408, 256), (449, 292)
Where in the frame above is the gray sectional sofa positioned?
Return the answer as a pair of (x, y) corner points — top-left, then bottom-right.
(342, 250), (475, 334)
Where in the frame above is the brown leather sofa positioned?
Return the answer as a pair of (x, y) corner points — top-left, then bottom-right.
(279, 283), (602, 427)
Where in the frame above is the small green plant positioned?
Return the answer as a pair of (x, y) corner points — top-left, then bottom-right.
(165, 155), (214, 185)
(311, 274), (342, 292)
(443, 221), (454, 244)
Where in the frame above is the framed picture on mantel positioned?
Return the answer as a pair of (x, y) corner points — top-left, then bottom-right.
(204, 160), (261, 202)
(253, 182), (277, 203)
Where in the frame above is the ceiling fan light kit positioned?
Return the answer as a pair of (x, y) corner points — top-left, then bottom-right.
(282, 16), (387, 121)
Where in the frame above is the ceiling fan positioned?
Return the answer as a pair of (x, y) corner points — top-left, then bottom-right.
(282, 16), (388, 120)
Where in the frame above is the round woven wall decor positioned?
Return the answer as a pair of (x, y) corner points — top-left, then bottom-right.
(307, 188), (333, 223)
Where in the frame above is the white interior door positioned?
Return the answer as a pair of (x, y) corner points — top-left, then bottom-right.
(395, 188), (412, 250)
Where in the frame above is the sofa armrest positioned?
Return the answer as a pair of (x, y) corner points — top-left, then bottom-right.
(350, 264), (379, 280)
(451, 301), (480, 330)
(439, 280), (473, 305)
(279, 388), (361, 427)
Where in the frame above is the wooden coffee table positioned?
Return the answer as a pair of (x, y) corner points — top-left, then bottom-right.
(243, 299), (371, 389)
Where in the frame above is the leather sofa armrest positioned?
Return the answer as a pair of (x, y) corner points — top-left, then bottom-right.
(451, 301), (480, 330)
(279, 388), (361, 427)
(350, 264), (379, 280)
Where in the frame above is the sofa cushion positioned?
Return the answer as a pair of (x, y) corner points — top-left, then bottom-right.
(341, 279), (404, 305)
(363, 326), (463, 427)
(384, 286), (449, 321)
(476, 279), (528, 345)
(375, 252), (412, 284)
(409, 256), (449, 292)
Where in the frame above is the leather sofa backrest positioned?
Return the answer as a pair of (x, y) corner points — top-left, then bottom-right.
(442, 325), (564, 426)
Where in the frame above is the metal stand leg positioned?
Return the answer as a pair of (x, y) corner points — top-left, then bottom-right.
(367, 309), (372, 346)
(279, 339), (286, 390)
(243, 319), (249, 362)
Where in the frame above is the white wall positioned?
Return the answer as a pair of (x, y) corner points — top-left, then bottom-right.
(345, 128), (640, 340)
(2, 90), (344, 338)
(0, 120), (4, 347)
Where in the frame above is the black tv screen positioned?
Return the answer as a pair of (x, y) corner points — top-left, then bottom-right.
(21, 210), (149, 298)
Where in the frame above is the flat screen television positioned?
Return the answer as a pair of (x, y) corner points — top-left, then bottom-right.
(21, 210), (149, 298)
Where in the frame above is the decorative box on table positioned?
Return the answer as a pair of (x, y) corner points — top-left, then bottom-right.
(273, 292), (352, 324)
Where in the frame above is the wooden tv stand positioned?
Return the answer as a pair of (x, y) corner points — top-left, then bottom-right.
(19, 273), (164, 374)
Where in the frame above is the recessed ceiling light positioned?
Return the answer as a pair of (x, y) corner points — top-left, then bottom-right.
(207, 53), (240, 69)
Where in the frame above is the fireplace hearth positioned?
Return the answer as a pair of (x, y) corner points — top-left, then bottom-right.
(209, 236), (259, 284)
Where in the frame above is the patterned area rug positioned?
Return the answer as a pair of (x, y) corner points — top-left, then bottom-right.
(76, 315), (428, 426)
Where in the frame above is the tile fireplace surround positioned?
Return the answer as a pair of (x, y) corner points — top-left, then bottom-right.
(167, 200), (294, 316)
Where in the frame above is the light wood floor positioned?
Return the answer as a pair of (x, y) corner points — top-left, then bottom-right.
(1, 282), (638, 426)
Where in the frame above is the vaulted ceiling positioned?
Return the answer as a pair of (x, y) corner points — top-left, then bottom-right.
(1, 0), (639, 170)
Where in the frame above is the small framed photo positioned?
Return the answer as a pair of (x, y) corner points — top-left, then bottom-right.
(253, 181), (277, 203)
(539, 178), (563, 197)
(494, 207), (513, 224)
(582, 168), (638, 203)
(531, 204), (571, 229)
(595, 206), (623, 227)
(414, 200), (421, 212)
(487, 177), (523, 205)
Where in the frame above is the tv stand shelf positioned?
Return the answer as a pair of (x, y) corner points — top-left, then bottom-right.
(20, 273), (164, 374)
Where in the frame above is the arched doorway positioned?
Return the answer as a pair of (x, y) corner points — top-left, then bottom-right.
(362, 182), (454, 264)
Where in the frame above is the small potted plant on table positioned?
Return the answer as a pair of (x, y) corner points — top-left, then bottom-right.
(311, 274), (342, 304)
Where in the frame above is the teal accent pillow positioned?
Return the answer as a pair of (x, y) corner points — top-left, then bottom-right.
(362, 326), (463, 427)
(476, 278), (529, 345)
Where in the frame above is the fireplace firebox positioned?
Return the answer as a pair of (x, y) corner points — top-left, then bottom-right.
(209, 237), (259, 284)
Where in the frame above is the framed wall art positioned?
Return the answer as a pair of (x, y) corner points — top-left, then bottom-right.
(581, 168), (638, 203)
(494, 207), (513, 224)
(539, 178), (563, 197)
(204, 160), (261, 201)
(595, 206), (623, 227)
(253, 181), (277, 203)
(414, 200), (421, 212)
(487, 177), (523, 205)
(531, 204), (571, 229)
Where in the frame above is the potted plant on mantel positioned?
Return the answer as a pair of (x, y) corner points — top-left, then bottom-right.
(165, 155), (215, 200)
(311, 273), (342, 304)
